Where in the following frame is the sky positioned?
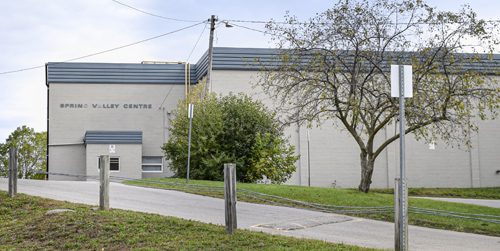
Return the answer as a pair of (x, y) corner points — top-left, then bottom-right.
(0, 0), (498, 142)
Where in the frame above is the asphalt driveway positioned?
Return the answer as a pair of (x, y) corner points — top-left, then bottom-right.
(1, 178), (499, 251)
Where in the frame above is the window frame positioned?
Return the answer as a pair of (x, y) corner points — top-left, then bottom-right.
(97, 157), (120, 172)
(141, 156), (163, 172)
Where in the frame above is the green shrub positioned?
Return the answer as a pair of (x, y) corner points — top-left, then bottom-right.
(163, 84), (298, 184)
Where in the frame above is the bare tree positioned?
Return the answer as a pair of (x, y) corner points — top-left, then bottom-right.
(259, 0), (500, 192)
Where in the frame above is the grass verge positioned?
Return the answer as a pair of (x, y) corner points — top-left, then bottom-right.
(125, 178), (500, 237)
(0, 191), (383, 251)
(371, 187), (500, 199)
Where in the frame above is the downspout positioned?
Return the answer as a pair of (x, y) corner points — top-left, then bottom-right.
(297, 124), (301, 186)
(467, 102), (473, 188)
(163, 107), (166, 145)
(185, 62), (188, 98)
(45, 63), (49, 180)
(385, 125), (390, 188)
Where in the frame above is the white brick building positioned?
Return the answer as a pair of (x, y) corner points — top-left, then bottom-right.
(46, 47), (500, 188)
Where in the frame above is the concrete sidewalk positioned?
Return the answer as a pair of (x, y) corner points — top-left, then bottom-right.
(1, 178), (500, 251)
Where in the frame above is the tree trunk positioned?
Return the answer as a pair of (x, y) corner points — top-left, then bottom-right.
(358, 151), (375, 193)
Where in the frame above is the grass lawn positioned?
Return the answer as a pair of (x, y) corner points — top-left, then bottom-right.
(0, 191), (384, 251)
(371, 187), (500, 199)
(125, 178), (500, 237)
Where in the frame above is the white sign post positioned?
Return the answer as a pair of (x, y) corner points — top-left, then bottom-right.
(391, 65), (412, 251)
(186, 104), (194, 183)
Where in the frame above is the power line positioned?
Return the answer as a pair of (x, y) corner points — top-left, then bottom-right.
(0, 22), (205, 76)
(226, 18), (500, 26)
(158, 23), (208, 109)
(158, 21), (267, 109)
(110, 0), (500, 26)
(225, 22), (267, 34)
(186, 23), (209, 62)
(111, 0), (202, 23)
(225, 19), (271, 24)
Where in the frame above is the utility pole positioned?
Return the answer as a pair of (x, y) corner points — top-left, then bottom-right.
(206, 15), (217, 94)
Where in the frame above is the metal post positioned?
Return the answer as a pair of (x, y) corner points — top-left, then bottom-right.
(99, 155), (110, 210)
(395, 178), (400, 247)
(206, 15), (217, 93)
(8, 147), (18, 198)
(395, 178), (408, 250)
(396, 65), (408, 251)
(297, 124), (302, 186)
(224, 163), (237, 234)
(187, 104), (194, 183)
(307, 130), (311, 187)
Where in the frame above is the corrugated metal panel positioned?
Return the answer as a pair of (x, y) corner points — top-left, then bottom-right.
(46, 48), (500, 86)
(208, 48), (500, 74)
(193, 47), (277, 81)
(47, 62), (198, 84)
(195, 50), (209, 81)
(213, 47), (278, 70)
(208, 48), (500, 75)
(84, 131), (142, 144)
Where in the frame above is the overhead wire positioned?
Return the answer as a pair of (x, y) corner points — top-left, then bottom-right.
(108, 0), (500, 26)
(53, 22), (204, 64)
(223, 22), (267, 34)
(158, 22), (208, 109)
(3, 8), (497, 76)
(225, 19), (271, 24)
(111, 0), (202, 23)
(0, 22), (205, 76)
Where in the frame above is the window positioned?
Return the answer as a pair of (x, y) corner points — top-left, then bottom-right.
(97, 157), (120, 172)
(142, 157), (163, 172)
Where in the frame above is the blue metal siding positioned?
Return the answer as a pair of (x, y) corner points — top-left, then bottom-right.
(46, 48), (500, 86)
(47, 62), (198, 84)
(207, 48), (500, 74)
(195, 50), (209, 81)
(84, 131), (143, 144)
(193, 47), (278, 81)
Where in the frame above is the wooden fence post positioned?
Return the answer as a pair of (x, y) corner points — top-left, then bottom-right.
(99, 155), (110, 210)
(224, 163), (237, 234)
(8, 147), (18, 198)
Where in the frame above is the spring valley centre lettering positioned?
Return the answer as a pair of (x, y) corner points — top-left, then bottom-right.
(60, 103), (152, 109)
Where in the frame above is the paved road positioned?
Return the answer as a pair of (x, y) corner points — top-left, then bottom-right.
(1, 178), (500, 251)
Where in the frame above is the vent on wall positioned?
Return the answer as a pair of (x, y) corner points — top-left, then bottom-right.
(84, 131), (142, 144)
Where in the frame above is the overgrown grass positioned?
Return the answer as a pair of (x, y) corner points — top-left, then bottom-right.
(125, 178), (500, 237)
(0, 191), (382, 250)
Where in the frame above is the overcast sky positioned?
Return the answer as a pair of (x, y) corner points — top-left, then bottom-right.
(0, 0), (498, 142)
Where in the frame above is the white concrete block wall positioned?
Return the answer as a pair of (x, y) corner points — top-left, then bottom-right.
(47, 68), (500, 188)
(477, 114), (500, 187)
(48, 83), (183, 179)
(86, 144), (142, 180)
(211, 69), (500, 188)
(48, 145), (86, 181)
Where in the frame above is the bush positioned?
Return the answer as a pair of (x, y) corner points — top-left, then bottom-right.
(163, 84), (298, 184)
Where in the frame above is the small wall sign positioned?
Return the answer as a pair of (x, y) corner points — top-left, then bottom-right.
(109, 145), (116, 153)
